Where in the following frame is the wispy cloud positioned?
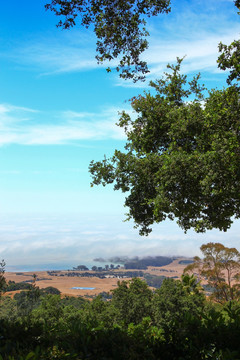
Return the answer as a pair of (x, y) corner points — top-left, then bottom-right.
(146, 30), (240, 76)
(4, 1), (239, 84)
(16, 43), (97, 75)
(3, 32), (115, 80)
(7, 30), (116, 75)
(0, 104), (128, 146)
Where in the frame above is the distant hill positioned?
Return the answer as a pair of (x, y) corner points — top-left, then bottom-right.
(124, 256), (174, 270)
(93, 255), (175, 270)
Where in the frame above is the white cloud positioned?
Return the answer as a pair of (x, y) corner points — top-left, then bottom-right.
(146, 30), (240, 75)
(1, 213), (240, 269)
(3, 33), (113, 80)
(0, 104), (128, 146)
(0, 104), (37, 114)
(7, 30), (117, 75)
(0, 104), (38, 125)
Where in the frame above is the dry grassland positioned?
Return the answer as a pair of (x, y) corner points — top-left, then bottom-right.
(146, 258), (187, 277)
(5, 271), (132, 298)
(5, 258), (189, 298)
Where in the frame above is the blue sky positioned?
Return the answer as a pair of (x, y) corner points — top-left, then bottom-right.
(0, 0), (240, 270)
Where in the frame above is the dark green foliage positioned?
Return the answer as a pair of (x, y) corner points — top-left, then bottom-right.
(144, 273), (166, 288)
(152, 278), (205, 329)
(45, 0), (171, 82)
(60, 295), (87, 308)
(218, 39), (240, 85)
(0, 296), (18, 322)
(73, 265), (89, 271)
(1, 277), (240, 359)
(111, 278), (153, 326)
(14, 288), (41, 316)
(98, 291), (112, 300)
(6, 281), (32, 292)
(40, 286), (61, 295)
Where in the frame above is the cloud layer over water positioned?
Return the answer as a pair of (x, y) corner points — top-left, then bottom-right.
(2, 214), (240, 271)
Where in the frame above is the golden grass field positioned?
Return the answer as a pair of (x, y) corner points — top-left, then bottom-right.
(5, 258), (188, 298)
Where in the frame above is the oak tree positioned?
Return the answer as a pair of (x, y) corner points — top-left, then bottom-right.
(89, 56), (240, 234)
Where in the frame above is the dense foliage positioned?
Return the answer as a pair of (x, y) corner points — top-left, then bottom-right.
(1, 274), (240, 359)
(90, 57), (240, 234)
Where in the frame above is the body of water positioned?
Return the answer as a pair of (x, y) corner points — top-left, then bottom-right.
(6, 261), (110, 273)
(71, 287), (95, 290)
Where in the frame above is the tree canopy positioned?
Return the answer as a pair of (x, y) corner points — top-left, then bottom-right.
(89, 56), (240, 234)
(45, 0), (171, 81)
